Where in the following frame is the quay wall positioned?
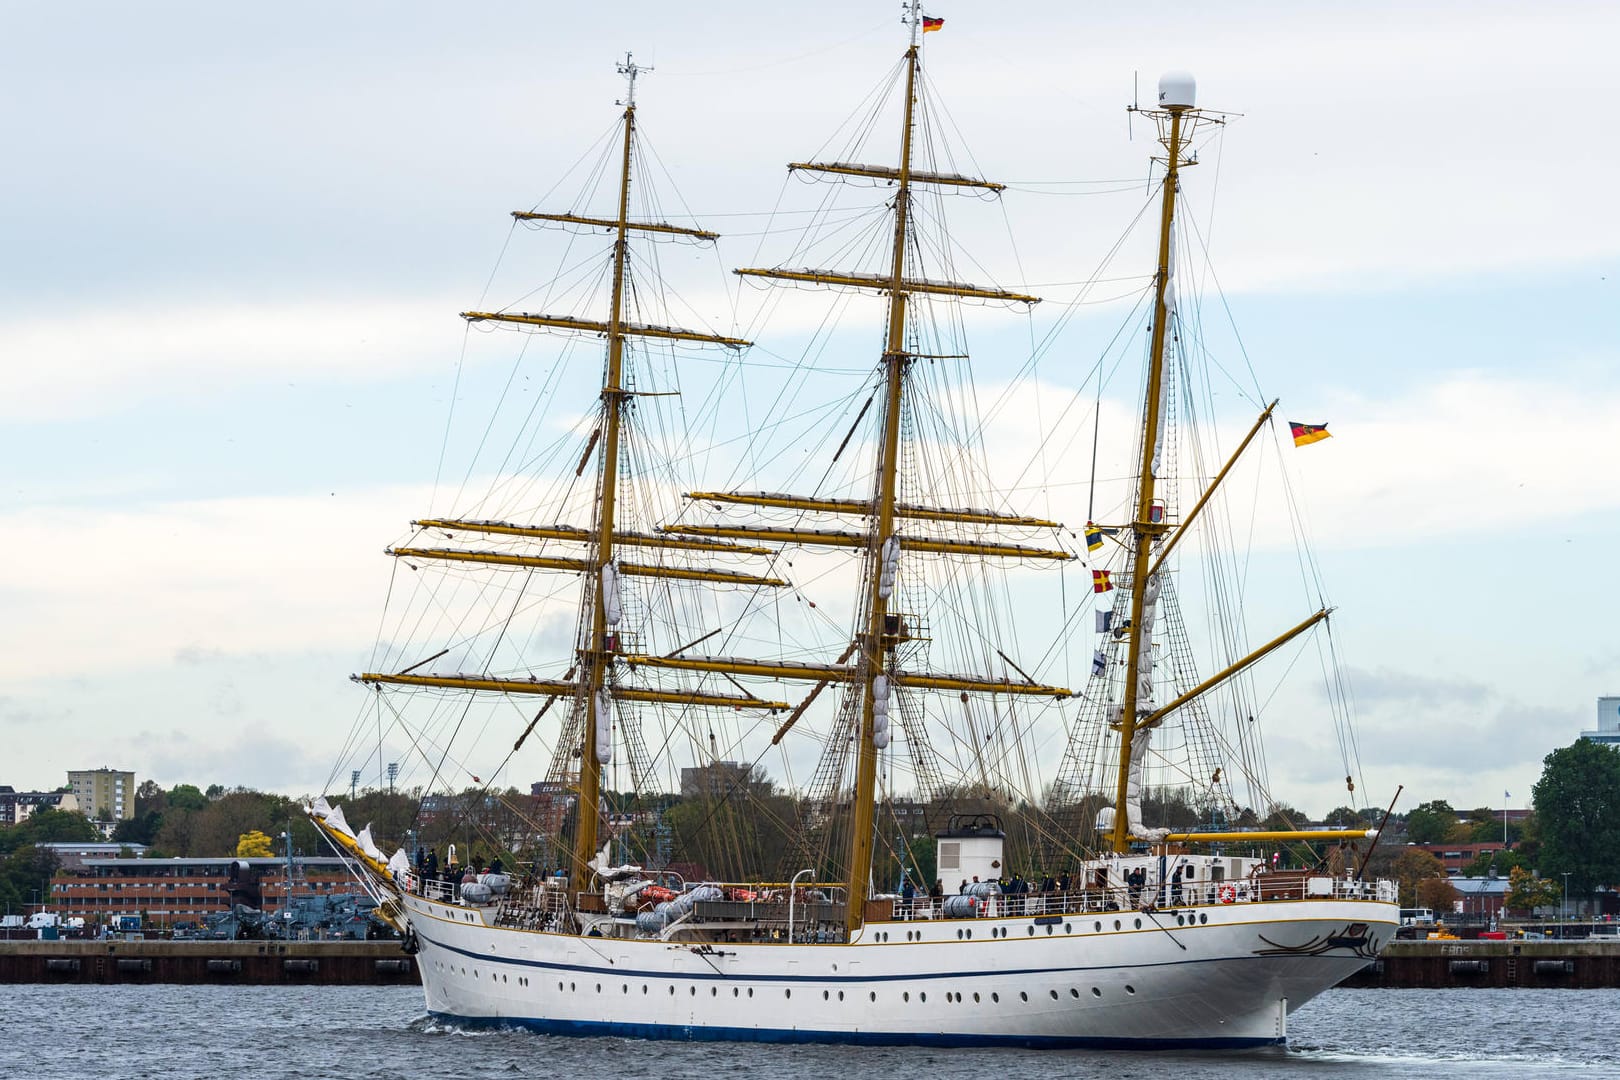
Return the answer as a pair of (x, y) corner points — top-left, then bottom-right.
(1344, 939), (1620, 989)
(0, 939), (419, 985)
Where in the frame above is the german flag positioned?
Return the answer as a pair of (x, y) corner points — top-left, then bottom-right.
(922, 16), (944, 32)
(1289, 421), (1331, 447)
(1092, 570), (1113, 594)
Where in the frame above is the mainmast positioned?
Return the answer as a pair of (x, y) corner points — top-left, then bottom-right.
(722, 2), (1063, 934)
(844, 31), (922, 934)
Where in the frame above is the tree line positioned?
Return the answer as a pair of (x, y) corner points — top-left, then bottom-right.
(4, 737), (1618, 913)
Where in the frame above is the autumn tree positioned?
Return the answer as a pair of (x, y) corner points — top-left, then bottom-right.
(1505, 866), (1560, 914)
(1416, 875), (1459, 914)
(235, 830), (275, 858)
(1391, 847), (1448, 908)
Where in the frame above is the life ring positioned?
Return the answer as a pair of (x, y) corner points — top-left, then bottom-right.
(1218, 884), (1237, 904)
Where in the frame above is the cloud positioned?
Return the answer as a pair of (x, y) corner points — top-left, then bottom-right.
(0, 300), (455, 423)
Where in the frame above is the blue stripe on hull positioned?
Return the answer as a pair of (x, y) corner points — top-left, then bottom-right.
(426, 1011), (1284, 1050)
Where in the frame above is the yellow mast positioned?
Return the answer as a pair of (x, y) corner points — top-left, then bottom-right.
(841, 32), (925, 934)
(1102, 83), (1363, 851)
(571, 53), (645, 881)
(1109, 96), (1189, 855)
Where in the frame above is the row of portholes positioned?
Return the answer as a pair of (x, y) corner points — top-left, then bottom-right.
(470, 970), (1142, 1003)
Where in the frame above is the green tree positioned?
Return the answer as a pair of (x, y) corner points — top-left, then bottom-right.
(1532, 739), (1620, 895)
(0, 809), (99, 853)
(1324, 806), (1368, 828)
(1404, 800), (1460, 844)
(1462, 849), (1526, 878)
(166, 784), (209, 812)
(0, 845), (60, 913)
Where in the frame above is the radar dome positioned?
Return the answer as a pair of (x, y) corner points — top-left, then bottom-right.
(1158, 71), (1196, 109)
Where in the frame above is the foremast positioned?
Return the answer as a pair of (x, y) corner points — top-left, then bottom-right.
(353, 56), (779, 888)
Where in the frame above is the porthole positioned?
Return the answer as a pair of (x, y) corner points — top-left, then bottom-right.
(595, 983), (601, 992)
(668, 986), (675, 995)
(785, 989), (792, 999)
(1065, 923), (1072, 933)
(621, 984), (628, 994)
(1046, 926), (1054, 935)
(733, 988), (739, 997)
(711, 987), (718, 996)
(965, 929), (972, 939)
(1134, 918), (1142, 929)
(870, 992), (877, 1002)
(1200, 913), (1208, 924)
(747, 988), (753, 998)
(838, 991), (845, 1001)
(823, 990), (830, 1000)
(1113, 919), (1121, 930)
(642, 985), (649, 994)
(690, 986), (697, 996)
(1027, 926), (1035, 936)
(1050, 989), (1060, 1000)
(991, 992), (1000, 1002)
(1125, 985), (1137, 995)
(1019, 991), (1028, 1002)
(570, 981), (575, 991)
(1177, 915), (1185, 926)
(972, 992), (980, 1003)
(904, 991), (911, 1002)
(1092, 987), (1102, 997)
(957, 929), (964, 940)
(919, 992), (927, 1002)
(1070, 988), (1080, 998)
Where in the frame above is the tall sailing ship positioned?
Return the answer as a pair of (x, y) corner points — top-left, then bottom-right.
(313, 6), (1398, 1048)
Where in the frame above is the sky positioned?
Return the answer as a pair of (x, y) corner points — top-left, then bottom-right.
(2, 1), (1617, 818)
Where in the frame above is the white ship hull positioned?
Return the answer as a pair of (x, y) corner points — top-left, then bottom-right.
(402, 891), (1395, 1048)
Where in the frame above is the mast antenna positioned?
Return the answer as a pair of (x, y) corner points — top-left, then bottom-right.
(901, 0), (922, 46)
(1129, 71), (1138, 140)
(617, 52), (651, 108)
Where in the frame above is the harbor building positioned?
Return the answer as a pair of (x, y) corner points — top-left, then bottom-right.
(49, 856), (354, 927)
(67, 768), (136, 823)
(1580, 696), (1620, 746)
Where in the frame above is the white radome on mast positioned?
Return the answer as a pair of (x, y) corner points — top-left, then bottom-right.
(1158, 70), (1197, 109)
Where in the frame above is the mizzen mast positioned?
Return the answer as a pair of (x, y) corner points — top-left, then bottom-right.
(1108, 73), (1196, 854)
(1104, 76), (1367, 852)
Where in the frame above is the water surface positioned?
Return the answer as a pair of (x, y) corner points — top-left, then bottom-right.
(6, 986), (1612, 1077)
